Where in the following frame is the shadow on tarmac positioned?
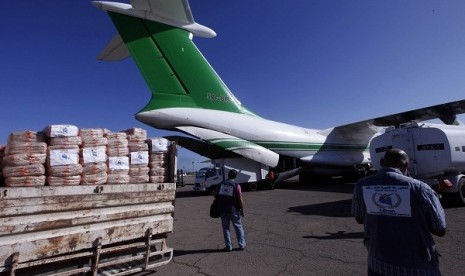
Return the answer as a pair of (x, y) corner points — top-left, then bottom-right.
(173, 248), (226, 256)
(276, 179), (355, 194)
(175, 189), (211, 198)
(288, 199), (353, 217)
(303, 231), (364, 240)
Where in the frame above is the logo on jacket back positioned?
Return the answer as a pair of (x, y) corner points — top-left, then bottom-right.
(362, 186), (411, 217)
(219, 185), (234, 197)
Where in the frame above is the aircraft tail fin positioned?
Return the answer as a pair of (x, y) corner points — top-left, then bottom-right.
(93, 0), (250, 115)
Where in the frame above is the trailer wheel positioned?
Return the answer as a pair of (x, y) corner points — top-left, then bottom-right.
(457, 178), (465, 206)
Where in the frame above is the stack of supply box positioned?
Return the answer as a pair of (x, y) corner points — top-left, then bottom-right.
(147, 138), (171, 183)
(2, 131), (47, 186)
(106, 131), (130, 184)
(80, 128), (108, 185)
(0, 145), (4, 185)
(106, 132), (129, 184)
(45, 125), (82, 185)
(124, 128), (149, 183)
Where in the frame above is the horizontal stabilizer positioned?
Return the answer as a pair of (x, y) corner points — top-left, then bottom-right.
(97, 34), (130, 61)
(177, 126), (279, 168)
(92, 0), (216, 38)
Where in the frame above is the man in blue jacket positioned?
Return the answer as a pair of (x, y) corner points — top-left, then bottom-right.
(216, 169), (246, 252)
(352, 148), (446, 275)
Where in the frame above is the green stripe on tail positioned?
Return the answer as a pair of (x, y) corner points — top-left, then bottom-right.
(108, 12), (249, 114)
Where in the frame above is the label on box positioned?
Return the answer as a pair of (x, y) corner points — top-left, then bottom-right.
(82, 146), (107, 164)
(130, 151), (149, 165)
(109, 156), (129, 170)
(49, 125), (79, 137)
(150, 138), (170, 153)
(49, 149), (79, 166)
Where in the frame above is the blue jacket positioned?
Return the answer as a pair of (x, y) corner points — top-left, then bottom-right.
(352, 168), (446, 271)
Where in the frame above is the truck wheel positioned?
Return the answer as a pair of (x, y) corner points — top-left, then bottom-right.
(456, 178), (465, 206)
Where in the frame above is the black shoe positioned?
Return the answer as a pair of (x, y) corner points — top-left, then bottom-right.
(223, 247), (232, 252)
(239, 247), (246, 251)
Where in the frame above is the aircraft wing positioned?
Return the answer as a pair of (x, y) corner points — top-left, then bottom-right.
(175, 126), (280, 168)
(319, 99), (465, 142)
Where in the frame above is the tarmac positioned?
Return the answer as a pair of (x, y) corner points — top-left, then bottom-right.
(140, 178), (465, 276)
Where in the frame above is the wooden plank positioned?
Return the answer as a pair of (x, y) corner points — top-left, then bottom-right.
(0, 190), (175, 216)
(0, 202), (174, 234)
(0, 183), (176, 199)
(0, 183), (177, 268)
(0, 214), (173, 265)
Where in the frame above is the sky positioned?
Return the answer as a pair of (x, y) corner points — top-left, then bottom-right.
(1, 0), (465, 172)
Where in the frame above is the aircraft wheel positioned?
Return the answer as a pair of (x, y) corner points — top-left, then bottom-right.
(209, 185), (218, 196)
(456, 178), (465, 206)
(249, 182), (258, 191)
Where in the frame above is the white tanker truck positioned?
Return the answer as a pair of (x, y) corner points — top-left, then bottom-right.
(370, 122), (465, 205)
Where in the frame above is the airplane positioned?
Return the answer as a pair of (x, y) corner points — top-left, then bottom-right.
(92, 0), (465, 182)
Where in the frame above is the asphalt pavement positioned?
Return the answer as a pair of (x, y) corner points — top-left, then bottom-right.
(139, 179), (465, 276)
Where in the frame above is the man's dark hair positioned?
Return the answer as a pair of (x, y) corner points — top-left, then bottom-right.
(381, 148), (409, 168)
(228, 169), (237, 179)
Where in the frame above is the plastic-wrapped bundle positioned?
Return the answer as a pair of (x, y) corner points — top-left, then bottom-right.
(122, 127), (147, 138)
(79, 128), (105, 139)
(3, 164), (45, 177)
(49, 136), (82, 146)
(80, 128), (108, 147)
(147, 138), (170, 153)
(2, 153), (47, 166)
(80, 146), (107, 164)
(150, 175), (169, 183)
(47, 164), (83, 177)
(150, 166), (170, 183)
(129, 151), (149, 183)
(80, 146), (107, 185)
(129, 164), (150, 176)
(46, 145), (81, 185)
(149, 166), (168, 177)
(81, 172), (108, 185)
(0, 145), (4, 185)
(108, 156), (129, 184)
(128, 142), (149, 152)
(149, 153), (168, 168)
(44, 124), (79, 138)
(148, 140), (171, 183)
(82, 162), (107, 175)
(47, 146), (80, 167)
(105, 132), (127, 140)
(150, 152), (168, 161)
(107, 146), (129, 157)
(5, 142), (47, 155)
(107, 173), (130, 184)
(106, 138), (129, 148)
(81, 137), (108, 147)
(2, 132), (47, 187)
(106, 132), (129, 157)
(47, 175), (81, 186)
(129, 175), (149, 183)
(5, 175), (46, 187)
(8, 131), (46, 143)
